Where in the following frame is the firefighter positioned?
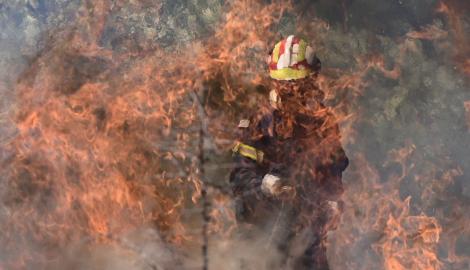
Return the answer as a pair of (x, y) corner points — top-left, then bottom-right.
(229, 35), (349, 269)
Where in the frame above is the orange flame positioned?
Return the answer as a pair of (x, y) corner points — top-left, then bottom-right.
(1, 0), (469, 269)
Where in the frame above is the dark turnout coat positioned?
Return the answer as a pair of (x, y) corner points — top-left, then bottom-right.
(229, 86), (349, 269)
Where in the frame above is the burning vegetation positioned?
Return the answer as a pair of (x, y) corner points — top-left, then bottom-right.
(0, 0), (469, 269)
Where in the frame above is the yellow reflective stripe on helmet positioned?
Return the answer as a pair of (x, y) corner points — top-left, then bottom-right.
(297, 39), (307, 62)
(270, 68), (310, 80)
(272, 42), (281, 63)
(232, 142), (264, 163)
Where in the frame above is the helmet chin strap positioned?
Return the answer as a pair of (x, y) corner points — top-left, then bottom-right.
(269, 89), (281, 109)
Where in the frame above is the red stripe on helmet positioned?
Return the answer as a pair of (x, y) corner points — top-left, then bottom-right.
(291, 59), (313, 69)
(279, 39), (286, 57)
(292, 36), (300, 44)
(269, 62), (278, 70)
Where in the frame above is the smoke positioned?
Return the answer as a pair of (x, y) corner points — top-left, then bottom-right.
(207, 229), (286, 270)
(1, 0), (470, 269)
(47, 228), (180, 270)
(206, 212), (319, 270)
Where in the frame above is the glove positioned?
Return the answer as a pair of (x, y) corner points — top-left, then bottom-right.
(261, 174), (282, 195)
(261, 174), (296, 199)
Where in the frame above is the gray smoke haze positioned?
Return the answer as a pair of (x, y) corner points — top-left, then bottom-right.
(1, 0), (469, 269)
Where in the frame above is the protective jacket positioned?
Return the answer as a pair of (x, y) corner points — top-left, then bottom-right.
(229, 83), (348, 269)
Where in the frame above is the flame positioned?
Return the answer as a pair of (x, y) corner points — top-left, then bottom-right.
(406, 25), (448, 41)
(436, 1), (470, 76)
(1, 0), (469, 269)
(0, 0), (292, 268)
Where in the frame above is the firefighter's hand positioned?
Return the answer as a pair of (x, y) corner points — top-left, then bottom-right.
(261, 174), (296, 199)
(261, 174), (281, 196)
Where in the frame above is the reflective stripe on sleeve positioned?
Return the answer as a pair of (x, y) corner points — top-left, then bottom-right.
(232, 142), (264, 163)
